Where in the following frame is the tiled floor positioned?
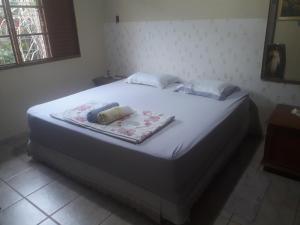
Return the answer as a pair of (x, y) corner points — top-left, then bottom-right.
(0, 135), (299, 225)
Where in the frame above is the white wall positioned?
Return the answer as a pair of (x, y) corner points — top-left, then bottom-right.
(0, 0), (105, 140)
(103, 0), (269, 22)
(102, 0), (300, 129)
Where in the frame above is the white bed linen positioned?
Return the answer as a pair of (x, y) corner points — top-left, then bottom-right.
(27, 80), (248, 160)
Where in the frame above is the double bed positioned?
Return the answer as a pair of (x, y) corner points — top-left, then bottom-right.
(27, 80), (250, 224)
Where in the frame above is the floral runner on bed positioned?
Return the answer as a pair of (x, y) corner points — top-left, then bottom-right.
(51, 102), (175, 144)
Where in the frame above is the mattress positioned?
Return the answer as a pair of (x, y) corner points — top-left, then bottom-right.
(27, 80), (249, 204)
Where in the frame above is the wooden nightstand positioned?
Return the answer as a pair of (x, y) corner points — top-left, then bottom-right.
(263, 104), (300, 179)
(92, 76), (124, 87)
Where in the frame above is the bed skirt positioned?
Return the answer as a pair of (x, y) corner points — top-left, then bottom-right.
(27, 114), (248, 225)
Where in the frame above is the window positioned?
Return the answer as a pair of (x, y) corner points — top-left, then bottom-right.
(0, 0), (80, 69)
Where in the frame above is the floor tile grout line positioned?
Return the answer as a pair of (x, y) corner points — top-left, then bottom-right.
(0, 175), (57, 218)
(36, 215), (62, 225)
(25, 179), (59, 197)
(3, 137), (299, 225)
(3, 174), (57, 199)
(4, 165), (35, 183)
(0, 184), (71, 225)
(16, 180), (82, 223)
(24, 193), (75, 219)
(0, 141), (33, 181)
(0, 185), (48, 219)
(46, 193), (112, 225)
(3, 141), (111, 225)
(37, 216), (53, 225)
(244, 174), (273, 225)
(228, 167), (272, 225)
(2, 158), (66, 198)
(47, 189), (114, 220)
(48, 195), (81, 217)
(49, 217), (62, 225)
(0, 197), (24, 213)
(0, 155), (36, 182)
(47, 191), (115, 225)
(1, 157), (112, 224)
(98, 213), (113, 225)
(28, 188), (109, 223)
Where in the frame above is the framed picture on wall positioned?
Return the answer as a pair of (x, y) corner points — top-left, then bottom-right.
(264, 44), (286, 79)
(278, 0), (300, 20)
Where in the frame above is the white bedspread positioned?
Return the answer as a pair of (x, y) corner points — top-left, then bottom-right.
(27, 80), (248, 160)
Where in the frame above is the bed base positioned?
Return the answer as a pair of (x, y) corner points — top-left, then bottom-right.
(27, 115), (248, 225)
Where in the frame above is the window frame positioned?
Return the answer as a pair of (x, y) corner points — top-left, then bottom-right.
(0, 2), (17, 66)
(0, 0), (80, 70)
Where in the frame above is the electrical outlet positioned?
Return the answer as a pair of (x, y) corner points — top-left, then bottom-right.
(106, 70), (111, 77)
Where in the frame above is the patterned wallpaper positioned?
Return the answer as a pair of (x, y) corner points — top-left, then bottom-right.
(103, 19), (300, 129)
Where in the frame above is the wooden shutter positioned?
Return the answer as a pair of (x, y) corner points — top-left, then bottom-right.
(42, 0), (80, 59)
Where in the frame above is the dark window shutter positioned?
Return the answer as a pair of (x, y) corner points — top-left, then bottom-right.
(42, 0), (80, 59)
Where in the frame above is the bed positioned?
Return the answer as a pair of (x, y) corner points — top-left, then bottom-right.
(27, 80), (250, 224)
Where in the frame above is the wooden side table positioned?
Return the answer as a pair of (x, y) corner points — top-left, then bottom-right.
(263, 104), (300, 179)
(92, 76), (124, 87)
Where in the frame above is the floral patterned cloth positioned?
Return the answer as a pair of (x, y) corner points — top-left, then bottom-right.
(51, 102), (175, 144)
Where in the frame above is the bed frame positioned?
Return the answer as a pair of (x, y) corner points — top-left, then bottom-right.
(27, 112), (249, 225)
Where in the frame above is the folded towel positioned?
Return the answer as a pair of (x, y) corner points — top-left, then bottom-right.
(87, 102), (119, 123)
(97, 106), (134, 125)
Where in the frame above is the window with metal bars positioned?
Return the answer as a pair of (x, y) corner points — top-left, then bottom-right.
(0, 0), (80, 69)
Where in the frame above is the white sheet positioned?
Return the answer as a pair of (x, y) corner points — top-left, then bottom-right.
(27, 80), (248, 160)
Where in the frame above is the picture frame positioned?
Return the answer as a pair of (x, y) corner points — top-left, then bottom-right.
(278, 0), (300, 20)
(264, 43), (286, 79)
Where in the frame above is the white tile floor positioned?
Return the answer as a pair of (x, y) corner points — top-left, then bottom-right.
(0, 136), (299, 225)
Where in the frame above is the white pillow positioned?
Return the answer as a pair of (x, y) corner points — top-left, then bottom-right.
(127, 72), (181, 89)
(192, 80), (238, 100)
(175, 79), (238, 100)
